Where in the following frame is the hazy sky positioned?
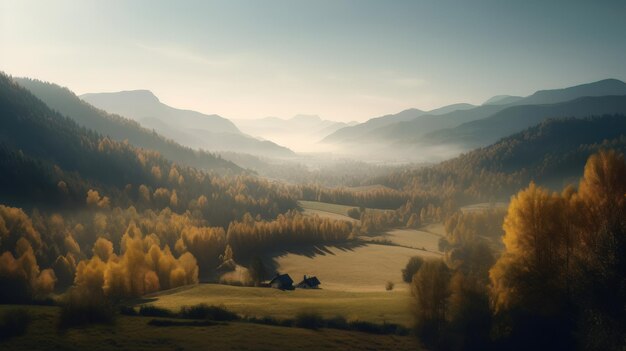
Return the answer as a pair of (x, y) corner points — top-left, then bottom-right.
(1, 0), (625, 122)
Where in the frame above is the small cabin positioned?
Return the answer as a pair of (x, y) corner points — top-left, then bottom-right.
(296, 275), (321, 289)
(269, 273), (294, 290)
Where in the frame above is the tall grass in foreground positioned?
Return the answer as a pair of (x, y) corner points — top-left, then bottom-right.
(0, 308), (31, 340)
(125, 304), (409, 335)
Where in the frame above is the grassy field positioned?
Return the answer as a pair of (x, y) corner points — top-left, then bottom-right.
(141, 283), (414, 326)
(363, 228), (443, 252)
(0, 305), (418, 351)
(273, 244), (439, 292)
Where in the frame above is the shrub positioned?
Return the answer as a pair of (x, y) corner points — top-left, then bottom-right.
(402, 256), (425, 283)
(0, 308), (31, 340)
(294, 312), (324, 330)
(385, 281), (395, 291)
(147, 319), (219, 327)
(326, 315), (349, 330)
(138, 305), (175, 318)
(119, 306), (137, 316)
(179, 304), (239, 321)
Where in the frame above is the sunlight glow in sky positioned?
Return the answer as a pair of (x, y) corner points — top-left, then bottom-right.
(1, 0), (625, 121)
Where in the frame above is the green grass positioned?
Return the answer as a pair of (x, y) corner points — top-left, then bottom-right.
(0, 305), (418, 351)
(141, 283), (414, 326)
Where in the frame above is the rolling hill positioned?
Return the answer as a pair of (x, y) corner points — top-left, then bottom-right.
(81, 90), (295, 157)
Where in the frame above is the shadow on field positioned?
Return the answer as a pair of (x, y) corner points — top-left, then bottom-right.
(257, 241), (369, 275)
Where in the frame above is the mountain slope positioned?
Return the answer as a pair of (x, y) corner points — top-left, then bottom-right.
(423, 95), (626, 148)
(326, 79), (626, 146)
(482, 95), (523, 105)
(375, 114), (626, 202)
(322, 103), (475, 143)
(81, 91), (295, 157)
(0, 73), (158, 207)
(521, 78), (626, 105)
(13, 78), (242, 173)
(81, 90), (240, 133)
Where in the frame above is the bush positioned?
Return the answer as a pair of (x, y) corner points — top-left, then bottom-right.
(59, 289), (115, 328)
(325, 315), (349, 330)
(138, 305), (175, 318)
(0, 308), (31, 340)
(294, 312), (324, 330)
(147, 319), (220, 327)
(385, 281), (395, 291)
(179, 304), (239, 321)
(119, 306), (137, 316)
(348, 320), (409, 335)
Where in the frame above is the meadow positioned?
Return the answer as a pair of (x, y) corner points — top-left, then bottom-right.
(140, 283), (414, 326)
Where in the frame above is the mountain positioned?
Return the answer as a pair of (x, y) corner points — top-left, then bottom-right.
(444, 114), (626, 186)
(80, 91), (295, 157)
(482, 95), (523, 105)
(521, 78), (626, 105)
(325, 79), (626, 147)
(0, 73), (164, 208)
(234, 114), (354, 152)
(423, 95), (626, 149)
(81, 90), (239, 133)
(375, 114), (626, 202)
(13, 78), (241, 173)
(322, 103), (476, 143)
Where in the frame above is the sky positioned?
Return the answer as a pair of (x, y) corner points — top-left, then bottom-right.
(1, 0), (626, 122)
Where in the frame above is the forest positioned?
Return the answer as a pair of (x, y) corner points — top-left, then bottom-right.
(407, 150), (626, 350)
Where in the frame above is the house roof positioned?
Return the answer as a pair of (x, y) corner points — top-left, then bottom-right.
(269, 273), (293, 286)
(297, 276), (321, 287)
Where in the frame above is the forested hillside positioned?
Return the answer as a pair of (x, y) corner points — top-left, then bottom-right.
(13, 77), (242, 173)
(375, 115), (626, 204)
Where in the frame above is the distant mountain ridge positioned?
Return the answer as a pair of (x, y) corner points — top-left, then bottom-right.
(81, 90), (240, 134)
(482, 95), (523, 105)
(423, 94), (626, 149)
(322, 103), (476, 143)
(322, 78), (626, 149)
(80, 90), (295, 157)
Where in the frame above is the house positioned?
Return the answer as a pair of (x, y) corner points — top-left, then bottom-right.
(269, 273), (294, 290)
(296, 275), (321, 289)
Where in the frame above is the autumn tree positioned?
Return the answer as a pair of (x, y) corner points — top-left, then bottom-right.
(411, 260), (450, 348)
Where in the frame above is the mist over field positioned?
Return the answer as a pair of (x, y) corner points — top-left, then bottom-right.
(1, 1), (626, 350)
